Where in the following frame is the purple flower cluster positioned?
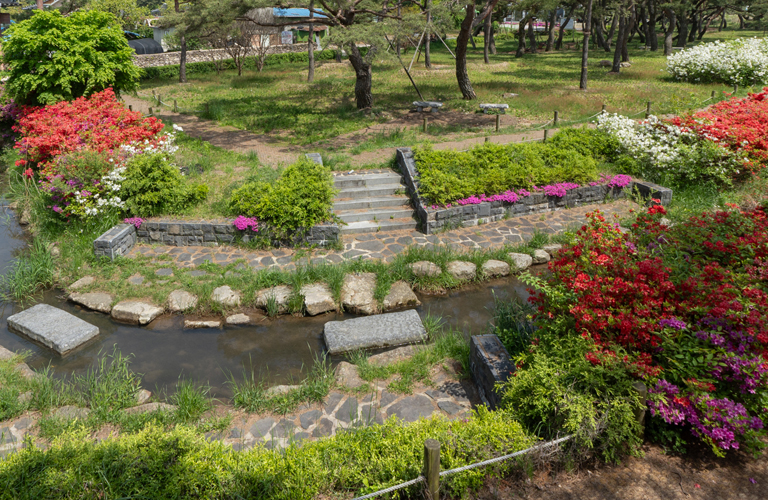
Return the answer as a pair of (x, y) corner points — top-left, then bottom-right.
(659, 317), (687, 330)
(533, 182), (580, 197)
(590, 173), (633, 188)
(649, 380), (764, 451)
(124, 217), (145, 229)
(233, 215), (259, 232)
(454, 190), (525, 206)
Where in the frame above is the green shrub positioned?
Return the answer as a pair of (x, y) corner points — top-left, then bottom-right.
(227, 158), (335, 231)
(2, 10), (140, 105)
(0, 407), (533, 499)
(546, 127), (622, 161)
(121, 153), (209, 217)
(414, 141), (599, 205)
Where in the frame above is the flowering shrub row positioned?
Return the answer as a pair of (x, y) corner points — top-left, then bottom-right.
(666, 38), (768, 86)
(522, 204), (768, 455)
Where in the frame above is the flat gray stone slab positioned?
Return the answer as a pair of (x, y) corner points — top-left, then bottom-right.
(7, 304), (99, 355)
(323, 309), (426, 354)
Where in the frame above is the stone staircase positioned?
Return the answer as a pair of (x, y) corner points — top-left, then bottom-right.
(333, 171), (417, 235)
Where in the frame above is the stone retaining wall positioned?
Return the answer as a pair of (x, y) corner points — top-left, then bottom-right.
(94, 221), (340, 260)
(395, 147), (673, 235)
(132, 44), (309, 68)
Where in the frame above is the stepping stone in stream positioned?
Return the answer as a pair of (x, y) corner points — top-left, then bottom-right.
(532, 249), (551, 264)
(7, 304), (100, 355)
(446, 261), (477, 281)
(255, 285), (292, 314)
(168, 290), (198, 312)
(111, 301), (164, 325)
(508, 252), (533, 271)
(341, 273), (378, 315)
(300, 283), (336, 316)
(69, 292), (114, 314)
(324, 309), (427, 354)
(382, 281), (420, 310)
(409, 261), (441, 277)
(481, 260), (510, 277)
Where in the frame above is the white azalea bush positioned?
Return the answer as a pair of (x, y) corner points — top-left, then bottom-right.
(666, 38), (768, 86)
(596, 112), (744, 186)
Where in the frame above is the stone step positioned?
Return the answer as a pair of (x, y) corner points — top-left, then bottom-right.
(341, 218), (418, 235)
(336, 183), (406, 199)
(336, 208), (415, 223)
(333, 195), (411, 211)
(333, 173), (403, 189)
(324, 309), (427, 354)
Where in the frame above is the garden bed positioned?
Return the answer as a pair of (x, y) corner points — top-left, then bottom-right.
(396, 147), (672, 234)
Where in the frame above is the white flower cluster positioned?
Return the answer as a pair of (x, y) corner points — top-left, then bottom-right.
(71, 166), (128, 217)
(596, 112), (691, 173)
(118, 131), (179, 158)
(666, 38), (768, 86)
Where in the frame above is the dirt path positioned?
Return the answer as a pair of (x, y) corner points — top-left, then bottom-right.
(122, 94), (554, 168)
(473, 443), (767, 500)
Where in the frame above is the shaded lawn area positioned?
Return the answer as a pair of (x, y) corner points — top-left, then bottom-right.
(139, 30), (765, 147)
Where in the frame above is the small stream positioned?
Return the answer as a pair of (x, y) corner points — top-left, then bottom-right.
(0, 203), (532, 399)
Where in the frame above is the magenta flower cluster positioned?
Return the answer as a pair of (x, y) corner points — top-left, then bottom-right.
(124, 217), (145, 229)
(649, 380), (763, 451)
(431, 175), (633, 210)
(659, 317), (688, 330)
(233, 215), (259, 232)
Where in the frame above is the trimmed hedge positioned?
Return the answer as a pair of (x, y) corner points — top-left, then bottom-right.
(0, 408), (534, 499)
(140, 49), (340, 80)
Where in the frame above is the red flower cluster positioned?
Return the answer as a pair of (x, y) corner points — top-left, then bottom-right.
(670, 87), (768, 172)
(13, 88), (163, 173)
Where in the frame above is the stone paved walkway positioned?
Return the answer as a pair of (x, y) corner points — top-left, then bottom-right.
(127, 201), (636, 270)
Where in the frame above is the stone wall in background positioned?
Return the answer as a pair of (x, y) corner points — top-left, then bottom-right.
(132, 44), (310, 68)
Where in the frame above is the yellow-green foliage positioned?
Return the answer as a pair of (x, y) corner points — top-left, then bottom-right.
(228, 158), (336, 230)
(0, 407), (533, 499)
(414, 142), (599, 205)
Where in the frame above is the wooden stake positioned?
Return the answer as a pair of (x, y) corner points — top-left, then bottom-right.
(645, 101), (652, 118)
(553, 110), (559, 127)
(601, 104), (606, 112)
(423, 116), (428, 133)
(148, 107), (153, 115)
(173, 99), (178, 112)
(128, 105), (133, 112)
(424, 440), (440, 499)
(543, 129), (549, 142)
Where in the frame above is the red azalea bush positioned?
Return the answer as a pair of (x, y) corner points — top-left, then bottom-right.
(671, 87), (768, 172)
(13, 88), (163, 174)
(528, 204), (768, 455)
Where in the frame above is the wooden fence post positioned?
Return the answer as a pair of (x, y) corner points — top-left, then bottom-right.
(543, 129), (549, 142)
(645, 101), (652, 118)
(148, 107), (153, 115)
(173, 99), (178, 112)
(495, 114), (500, 132)
(601, 104), (606, 113)
(424, 439), (440, 499)
(423, 116), (428, 133)
(128, 105), (133, 112)
(553, 110), (559, 127)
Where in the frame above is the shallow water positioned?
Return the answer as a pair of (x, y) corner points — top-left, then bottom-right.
(0, 205), (532, 398)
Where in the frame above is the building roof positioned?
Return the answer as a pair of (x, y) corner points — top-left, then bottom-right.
(273, 8), (326, 18)
(128, 38), (164, 55)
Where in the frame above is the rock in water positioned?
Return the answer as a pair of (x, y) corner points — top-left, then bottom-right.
(341, 273), (378, 315)
(7, 304), (99, 355)
(255, 285), (293, 314)
(532, 249), (551, 264)
(446, 260), (477, 280)
(481, 260), (510, 277)
(69, 292), (114, 314)
(508, 252), (533, 271)
(111, 301), (164, 325)
(382, 281), (420, 310)
(301, 283), (336, 316)
(324, 309), (427, 354)
(409, 261), (441, 277)
(211, 286), (241, 308)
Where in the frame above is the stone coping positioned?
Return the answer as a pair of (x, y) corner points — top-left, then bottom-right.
(395, 147), (673, 235)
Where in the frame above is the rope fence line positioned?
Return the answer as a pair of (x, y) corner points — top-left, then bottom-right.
(350, 435), (573, 500)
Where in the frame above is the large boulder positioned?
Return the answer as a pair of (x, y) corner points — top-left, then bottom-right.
(532, 249), (551, 264)
(111, 301), (164, 325)
(69, 292), (114, 314)
(409, 261), (441, 277)
(255, 285), (293, 314)
(300, 283), (336, 316)
(211, 286), (241, 308)
(167, 290), (198, 312)
(508, 252), (533, 271)
(341, 273), (378, 315)
(382, 281), (420, 310)
(481, 259), (510, 278)
(446, 261), (477, 281)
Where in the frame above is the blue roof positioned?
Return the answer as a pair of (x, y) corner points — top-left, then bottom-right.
(273, 8), (327, 18)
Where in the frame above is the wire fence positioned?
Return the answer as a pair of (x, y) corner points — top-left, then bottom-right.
(350, 434), (573, 500)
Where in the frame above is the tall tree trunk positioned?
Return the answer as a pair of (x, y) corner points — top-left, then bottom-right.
(738, 14), (745, 29)
(307, 1), (315, 82)
(545, 10), (557, 51)
(174, 0), (186, 83)
(699, 9), (719, 39)
(719, 11), (726, 30)
(484, 9), (492, 62)
(527, 15), (538, 53)
(348, 43), (374, 109)
(36, 0), (43, 10)
(396, 4), (402, 56)
(425, 0), (432, 68)
(637, 6), (647, 44)
(580, 0), (594, 89)
(594, 18), (608, 50)
(622, 6), (635, 62)
(677, 9), (689, 48)
(648, 0), (658, 50)
(611, 14), (626, 72)
(490, 24), (496, 54)
(606, 14), (618, 50)
(664, 8), (675, 55)
(556, 7), (575, 49)
(456, 3), (477, 99)
(516, 15), (529, 57)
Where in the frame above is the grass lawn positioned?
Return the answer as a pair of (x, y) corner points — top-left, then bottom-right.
(138, 28), (766, 150)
